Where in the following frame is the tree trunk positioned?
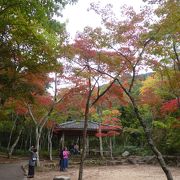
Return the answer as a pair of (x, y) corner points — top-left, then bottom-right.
(35, 126), (42, 167)
(130, 97), (173, 180)
(8, 129), (23, 158)
(20, 134), (24, 150)
(29, 128), (32, 148)
(48, 128), (53, 161)
(78, 79), (91, 180)
(78, 114), (88, 180)
(116, 78), (174, 180)
(7, 114), (17, 153)
(24, 136), (28, 150)
(113, 135), (116, 148)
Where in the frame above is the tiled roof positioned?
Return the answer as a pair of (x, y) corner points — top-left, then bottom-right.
(56, 120), (100, 130)
(54, 120), (122, 137)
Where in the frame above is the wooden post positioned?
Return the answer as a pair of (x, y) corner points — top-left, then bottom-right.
(61, 132), (65, 148)
(79, 136), (81, 153)
(86, 135), (89, 155)
(99, 122), (104, 158)
(109, 137), (113, 160)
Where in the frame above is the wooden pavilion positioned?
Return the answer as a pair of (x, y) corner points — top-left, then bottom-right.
(53, 120), (122, 154)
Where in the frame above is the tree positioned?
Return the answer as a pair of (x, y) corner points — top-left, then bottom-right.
(139, 72), (180, 155)
(145, 0), (180, 106)
(64, 36), (125, 180)
(75, 3), (174, 179)
(1, 98), (27, 158)
(25, 72), (71, 166)
(0, 0), (77, 105)
(0, 0), (77, 162)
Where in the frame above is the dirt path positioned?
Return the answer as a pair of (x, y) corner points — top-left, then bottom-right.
(0, 163), (26, 180)
(35, 165), (180, 180)
(0, 155), (27, 180)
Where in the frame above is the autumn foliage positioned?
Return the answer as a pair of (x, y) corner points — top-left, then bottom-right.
(161, 98), (179, 114)
(95, 110), (122, 138)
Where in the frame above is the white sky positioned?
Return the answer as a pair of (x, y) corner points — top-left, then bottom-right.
(59, 0), (144, 40)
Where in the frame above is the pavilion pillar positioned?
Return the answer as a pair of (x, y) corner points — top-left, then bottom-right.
(79, 136), (81, 153)
(86, 135), (89, 155)
(60, 132), (65, 149)
(109, 137), (113, 160)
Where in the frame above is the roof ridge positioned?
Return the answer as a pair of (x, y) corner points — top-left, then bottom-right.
(59, 120), (76, 126)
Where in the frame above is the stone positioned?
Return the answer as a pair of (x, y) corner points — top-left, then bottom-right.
(122, 151), (130, 157)
(128, 158), (137, 164)
(53, 176), (70, 180)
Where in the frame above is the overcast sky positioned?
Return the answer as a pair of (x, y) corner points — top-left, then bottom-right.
(59, 0), (144, 40)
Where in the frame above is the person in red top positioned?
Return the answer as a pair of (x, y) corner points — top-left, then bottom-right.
(63, 147), (70, 171)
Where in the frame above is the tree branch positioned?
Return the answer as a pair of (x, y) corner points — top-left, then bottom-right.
(27, 104), (37, 125)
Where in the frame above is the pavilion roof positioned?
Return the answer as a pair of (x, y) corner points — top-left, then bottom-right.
(54, 120), (122, 136)
(55, 120), (100, 130)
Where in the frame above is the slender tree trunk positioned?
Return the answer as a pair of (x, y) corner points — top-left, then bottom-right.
(113, 135), (116, 148)
(130, 97), (173, 180)
(24, 134), (28, 150)
(48, 132), (50, 152)
(78, 112), (88, 180)
(48, 128), (53, 161)
(20, 134), (24, 150)
(78, 78), (91, 180)
(116, 78), (174, 180)
(29, 128), (32, 148)
(35, 126), (42, 167)
(8, 129), (23, 158)
(99, 136), (104, 158)
(49, 139), (52, 161)
(7, 114), (17, 152)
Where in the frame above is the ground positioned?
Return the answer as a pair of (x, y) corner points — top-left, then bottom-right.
(35, 164), (180, 180)
(0, 155), (26, 180)
(0, 155), (180, 180)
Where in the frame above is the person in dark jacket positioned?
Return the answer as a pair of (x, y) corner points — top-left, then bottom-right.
(59, 148), (64, 171)
(27, 146), (37, 178)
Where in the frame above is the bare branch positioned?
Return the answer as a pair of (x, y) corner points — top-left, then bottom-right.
(26, 104), (37, 125)
(91, 79), (116, 107)
(128, 38), (153, 92)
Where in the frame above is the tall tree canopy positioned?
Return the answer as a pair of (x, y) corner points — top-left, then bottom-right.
(0, 0), (76, 105)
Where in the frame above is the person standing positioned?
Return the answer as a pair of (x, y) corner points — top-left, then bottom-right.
(74, 143), (80, 155)
(27, 146), (37, 178)
(63, 147), (70, 171)
(59, 148), (64, 171)
(69, 143), (75, 154)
